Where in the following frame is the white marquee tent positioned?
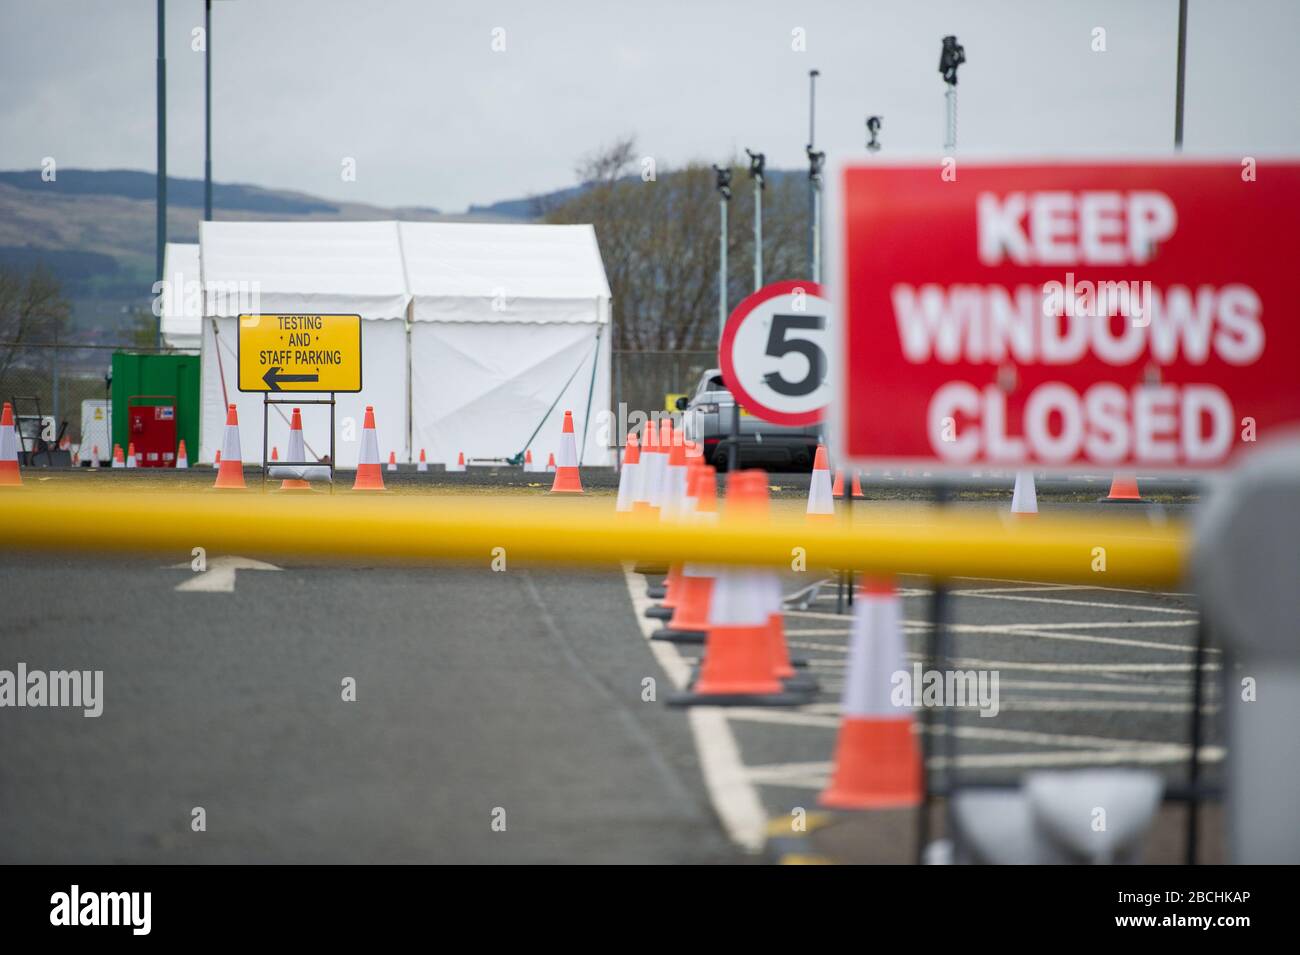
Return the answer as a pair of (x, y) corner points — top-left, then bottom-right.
(195, 220), (612, 470)
(160, 242), (201, 350)
(401, 222), (612, 468)
(198, 220), (410, 468)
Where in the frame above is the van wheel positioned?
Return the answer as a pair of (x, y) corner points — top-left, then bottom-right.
(713, 448), (730, 471)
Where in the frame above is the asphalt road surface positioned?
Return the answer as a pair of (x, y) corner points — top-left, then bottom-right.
(0, 492), (1217, 864)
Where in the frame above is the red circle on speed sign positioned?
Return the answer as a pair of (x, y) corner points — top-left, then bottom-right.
(718, 280), (831, 426)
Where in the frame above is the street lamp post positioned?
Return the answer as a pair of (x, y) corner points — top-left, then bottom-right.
(806, 69), (820, 279)
(155, 0), (167, 348)
(205, 0), (213, 221)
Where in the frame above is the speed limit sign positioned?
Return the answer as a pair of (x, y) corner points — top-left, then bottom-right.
(718, 280), (832, 426)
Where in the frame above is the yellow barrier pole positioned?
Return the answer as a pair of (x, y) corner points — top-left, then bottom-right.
(0, 489), (1188, 588)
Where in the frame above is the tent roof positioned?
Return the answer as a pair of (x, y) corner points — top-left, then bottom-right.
(161, 242), (201, 347)
(399, 222), (610, 323)
(199, 220), (410, 321)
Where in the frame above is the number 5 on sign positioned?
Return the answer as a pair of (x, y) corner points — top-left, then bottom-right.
(719, 280), (832, 426)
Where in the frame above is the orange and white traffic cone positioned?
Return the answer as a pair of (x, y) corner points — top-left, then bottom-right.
(669, 471), (808, 707)
(417, 449), (428, 473)
(111, 444), (125, 468)
(279, 407), (311, 490)
(523, 448), (535, 472)
(819, 578), (922, 809)
(0, 402), (21, 487)
(126, 441), (137, 469)
(1100, 473), (1143, 503)
(89, 445), (100, 469)
(852, 471), (865, 498)
(550, 410), (583, 494)
(616, 432), (641, 513)
(646, 437), (692, 619)
(1010, 470), (1037, 517)
(175, 439), (188, 469)
(387, 451), (397, 472)
(352, 405), (385, 491)
(545, 452), (556, 473)
(271, 446), (279, 461)
(832, 468), (845, 499)
(446, 451), (466, 473)
(213, 404), (246, 489)
(653, 463), (719, 644)
(807, 445), (835, 520)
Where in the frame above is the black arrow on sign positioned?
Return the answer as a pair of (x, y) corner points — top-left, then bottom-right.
(263, 366), (319, 391)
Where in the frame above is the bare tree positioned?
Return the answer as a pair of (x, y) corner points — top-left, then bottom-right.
(574, 135), (638, 185)
(0, 266), (71, 386)
(545, 155), (808, 352)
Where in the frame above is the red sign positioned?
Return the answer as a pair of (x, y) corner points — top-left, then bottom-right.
(831, 159), (1300, 472)
(719, 280), (831, 426)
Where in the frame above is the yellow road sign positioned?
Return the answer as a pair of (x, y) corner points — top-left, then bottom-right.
(237, 314), (362, 392)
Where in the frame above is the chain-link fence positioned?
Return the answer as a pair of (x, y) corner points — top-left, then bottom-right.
(0, 340), (186, 453)
(613, 349), (715, 421)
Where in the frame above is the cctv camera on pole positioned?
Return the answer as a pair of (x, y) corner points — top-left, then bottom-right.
(806, 144), (826, 283)
(745, 149), (765, 291)
(939, 35), (965, 152)
(712, 163), (733, 340)
(866, 115), (883, 153)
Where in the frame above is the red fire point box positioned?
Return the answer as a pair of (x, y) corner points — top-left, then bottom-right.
(127, 396), (178, 468)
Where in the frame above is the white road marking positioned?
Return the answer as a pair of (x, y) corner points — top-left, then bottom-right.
(170, 556), (281, 593)
(623, 567), (768, 853)
(743, 744), (1225, 787)
(948, 575), (1198, 598)
(949, 592), (1198, 615)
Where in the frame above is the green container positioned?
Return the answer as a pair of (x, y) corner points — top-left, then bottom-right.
(111, 353), (200, 460)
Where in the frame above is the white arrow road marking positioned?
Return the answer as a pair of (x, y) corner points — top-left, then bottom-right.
(170, 556), (281, 593)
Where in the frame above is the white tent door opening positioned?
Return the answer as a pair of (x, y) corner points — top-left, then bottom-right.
(411, 321), (611, 467)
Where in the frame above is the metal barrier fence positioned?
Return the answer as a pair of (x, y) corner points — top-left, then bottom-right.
(0, 340), (188, 448)
(614, 349), (715, 418)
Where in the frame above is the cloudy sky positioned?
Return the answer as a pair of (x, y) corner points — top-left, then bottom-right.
(2, 0), (1298, 212)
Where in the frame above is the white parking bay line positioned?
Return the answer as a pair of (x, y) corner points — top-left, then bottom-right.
(624, 567), (768, 853)
(949, 592), (1198, 615)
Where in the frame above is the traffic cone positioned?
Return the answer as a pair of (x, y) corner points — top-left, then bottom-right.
(213, 404), (246, 489)
(111, 444), (125, 468)
(654, 464), (719, 644)
(417, 449), (428, 472)
(832, 468), (845, 499)
(175, 439), (188, 469)
(524, 449), (535, 472)
(0, 403), (20, 486)
(215, 449), (221, 467)
(616, 432), (641, 513)
(447, 451), (466, 473)
(659, 424), (688, 521)
(639, 419), (666, 510)
(279, 408), (310, 490)
(387, 451), (397, 472)
(1011, 469), (1038, 517)
(126, 441), (137, 468)
(669, 471), (808, 707)
(352, 405), (385, 491)
(550, 410), (583, 494)
(545, 452), (556, 473)
(1100, 473), (1143, 503)
(271, 446), (279, 461)
(807, 445), (835, 520)
(818, 578), (922, 809)
(852, 471), (865, 498)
